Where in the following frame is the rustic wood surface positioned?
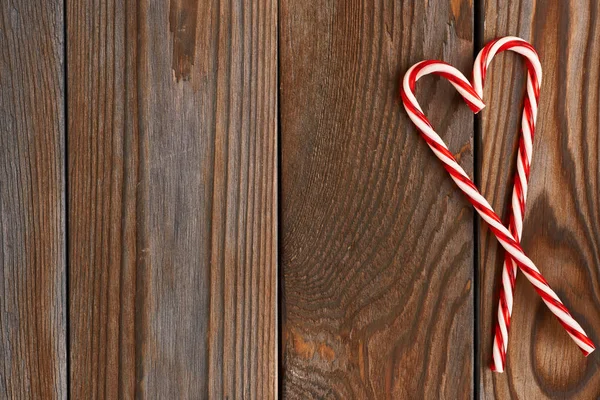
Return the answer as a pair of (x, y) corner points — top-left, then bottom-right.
(68, 0), (277, 398)
(0, 1), (67, 398)
(279, 1), (477, 398)
(478, 1), (600, 398)
(2, 0), (600, 398)
(67, 0), (139, 396)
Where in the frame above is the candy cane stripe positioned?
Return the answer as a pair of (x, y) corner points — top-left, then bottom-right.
(401, 53), (595, 371)
(473, 37), (549, 372)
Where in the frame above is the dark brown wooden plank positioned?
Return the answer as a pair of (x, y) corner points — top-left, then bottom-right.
(280, 1), (475, 398)
(479, 1), (600, 397)
(68, 0), (277, 397)
(0, 1), (67, 398)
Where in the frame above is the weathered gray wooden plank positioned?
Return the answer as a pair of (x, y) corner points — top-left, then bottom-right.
(0, 1), (67, 398)
(68, 0), (277, 397)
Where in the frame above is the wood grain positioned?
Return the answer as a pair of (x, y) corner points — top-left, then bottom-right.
(67, 0), (139, 396)
(0, 0), (67, 398)
(478, 1), (600, 398)
(68, 0), (277, 398)
(280, 1), (476, 398)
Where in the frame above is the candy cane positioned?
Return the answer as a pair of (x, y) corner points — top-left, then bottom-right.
(472, 37), (542, 373)
(400, 59), (595, 359)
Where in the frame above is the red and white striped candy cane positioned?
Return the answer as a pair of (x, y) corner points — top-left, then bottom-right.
(472, 36), (542, 373)
(400, 59), (595, 360)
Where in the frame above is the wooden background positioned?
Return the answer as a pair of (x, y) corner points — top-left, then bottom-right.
(0, 0), (598, 398)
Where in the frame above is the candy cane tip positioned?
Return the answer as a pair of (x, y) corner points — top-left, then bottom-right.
(468, 102), (485, 114)
(490, 364), (504, 373)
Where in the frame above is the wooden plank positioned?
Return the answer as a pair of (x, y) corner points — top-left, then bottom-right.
(67, 0), (277, 397)
(280, 1), (475, 398)
(479, 1), (600, 397)
(0, 1), (67, 398)
(66, 0), (139, 396)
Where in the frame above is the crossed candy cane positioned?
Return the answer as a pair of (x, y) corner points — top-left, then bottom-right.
(400, 37), (595, 372)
